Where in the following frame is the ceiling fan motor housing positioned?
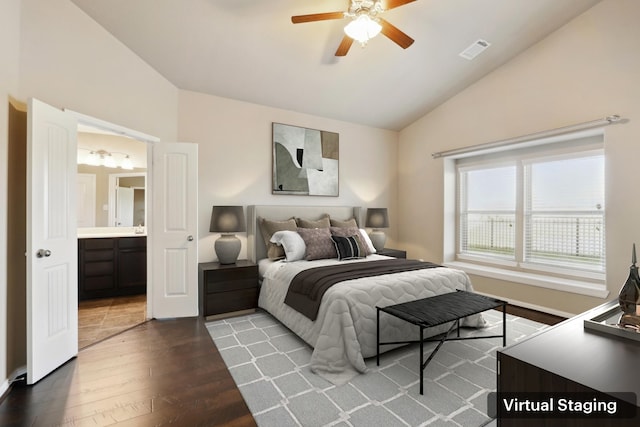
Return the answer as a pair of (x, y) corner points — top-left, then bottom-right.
(347, 0), (384, 19)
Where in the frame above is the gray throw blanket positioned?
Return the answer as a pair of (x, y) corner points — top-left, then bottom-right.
(284, 259), (441, 320)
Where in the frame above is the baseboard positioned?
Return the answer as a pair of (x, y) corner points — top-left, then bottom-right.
(474, 291), (576, 319)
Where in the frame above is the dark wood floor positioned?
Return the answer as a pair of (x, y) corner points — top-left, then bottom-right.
(0, 317), (256, 427)
(505, 304), (566, 325)
(0, 305), (562, 426)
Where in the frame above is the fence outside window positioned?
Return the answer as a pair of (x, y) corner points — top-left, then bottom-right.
(461, 212), (605, 270)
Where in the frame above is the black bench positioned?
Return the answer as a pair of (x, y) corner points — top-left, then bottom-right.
(377, 290), (507, 394)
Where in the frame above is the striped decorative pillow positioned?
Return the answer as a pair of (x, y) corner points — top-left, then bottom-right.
(330, 235), (365, 260)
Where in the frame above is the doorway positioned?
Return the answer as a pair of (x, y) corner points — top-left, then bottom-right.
(75, 121), (152, 349)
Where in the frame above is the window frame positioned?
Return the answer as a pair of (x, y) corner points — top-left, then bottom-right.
(443, 129), (608, 298)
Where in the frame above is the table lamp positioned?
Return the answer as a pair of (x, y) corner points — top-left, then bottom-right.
(209, 206), (246, 264)
(365, 208), (389, 252)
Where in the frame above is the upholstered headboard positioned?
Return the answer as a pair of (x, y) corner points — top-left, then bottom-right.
(247, 205), (362, 263)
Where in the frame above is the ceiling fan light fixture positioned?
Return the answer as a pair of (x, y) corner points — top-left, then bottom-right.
(344, 14), (381, 44)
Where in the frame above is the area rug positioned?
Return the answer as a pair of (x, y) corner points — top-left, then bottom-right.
(206, 309), (546, 427)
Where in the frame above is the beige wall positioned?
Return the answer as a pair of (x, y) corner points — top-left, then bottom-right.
(6, 102), (27, 382)
(1, 0), (180, 388)
(398, 0), (640, 315)
(1, 0), (23, 395)
(17, 0), (179, 142)
(177, 90), (400, 263)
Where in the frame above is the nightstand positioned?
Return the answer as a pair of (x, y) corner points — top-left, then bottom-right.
(377, 248), (407, 259)
(198, 260), (259, 320)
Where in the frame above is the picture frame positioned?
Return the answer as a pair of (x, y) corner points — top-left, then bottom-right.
(272, 122), (339, 196)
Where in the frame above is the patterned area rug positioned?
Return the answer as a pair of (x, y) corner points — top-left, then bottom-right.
(206, 309), (546, 427)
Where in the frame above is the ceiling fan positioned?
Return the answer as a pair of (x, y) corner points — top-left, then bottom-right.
(291, 0), (416, 56)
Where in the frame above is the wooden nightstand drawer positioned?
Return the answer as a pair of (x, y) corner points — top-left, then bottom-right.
(205, 288), (258, 315)
(203, 266), (258, 288)
(205, 277), (257, 293)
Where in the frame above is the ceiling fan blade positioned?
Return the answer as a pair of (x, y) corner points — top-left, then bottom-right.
(384, 0), (417, 10)
(379, 18), (414, 49)
(335, 36), (354, 56)
(291, 12), (345, 24)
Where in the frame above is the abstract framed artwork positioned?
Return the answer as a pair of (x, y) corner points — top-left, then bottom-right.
(272, 123), (339, 196)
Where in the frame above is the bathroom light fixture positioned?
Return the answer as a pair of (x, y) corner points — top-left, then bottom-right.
(78, 148), (135, 169)
(121, 155), (134, 170)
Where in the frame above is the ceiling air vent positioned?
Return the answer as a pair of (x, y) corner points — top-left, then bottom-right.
(459, 39), (491, 60)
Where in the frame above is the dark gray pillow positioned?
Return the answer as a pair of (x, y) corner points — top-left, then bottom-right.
(330, 227), (371, 256)
(296, 227), (337, 260)
(331, 235), (366, 260)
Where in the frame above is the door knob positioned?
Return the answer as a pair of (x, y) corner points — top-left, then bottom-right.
(36, 249), (52, 258)
(187, 235), (194, 241)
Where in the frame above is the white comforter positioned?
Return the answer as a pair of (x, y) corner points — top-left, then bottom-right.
(258, 255), (485, 384)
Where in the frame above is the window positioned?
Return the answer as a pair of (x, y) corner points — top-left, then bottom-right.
(457, 142), (605, 277)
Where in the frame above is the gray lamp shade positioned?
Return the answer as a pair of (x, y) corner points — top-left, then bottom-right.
(209, 206), (246, 233)
(365, 208), (389, 229)
(210, 206), (246, 264)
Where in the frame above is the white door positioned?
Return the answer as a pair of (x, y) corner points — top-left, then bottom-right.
(76, 173), (96, 227)
(116, 186), (134, 226)
(26, 98), (78, 384)
(151, 142), (198, 318)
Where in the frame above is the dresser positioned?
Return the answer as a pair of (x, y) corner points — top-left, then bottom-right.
(198, 260), (259, 320)
(497, 300), (640, 426)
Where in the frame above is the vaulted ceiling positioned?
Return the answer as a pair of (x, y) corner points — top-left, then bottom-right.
(70, 0), (600, 131)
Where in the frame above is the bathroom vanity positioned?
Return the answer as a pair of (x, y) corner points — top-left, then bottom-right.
(78, 228), (147, 300)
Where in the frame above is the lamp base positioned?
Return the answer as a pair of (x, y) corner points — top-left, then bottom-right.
(215, 234), (241, 264)
(369, 230), (386, 252)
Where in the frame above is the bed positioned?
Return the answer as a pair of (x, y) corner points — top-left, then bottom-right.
(247, 205), (485, 385)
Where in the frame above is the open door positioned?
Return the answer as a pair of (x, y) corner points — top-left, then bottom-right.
(151, 142), (198, 318)
(26, 98), (78, 384)
(116, 186), (134, 226)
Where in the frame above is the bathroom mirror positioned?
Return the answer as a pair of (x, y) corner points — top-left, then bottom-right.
(77, 127), (147, 229)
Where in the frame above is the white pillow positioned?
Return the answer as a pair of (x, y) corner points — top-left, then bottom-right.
(359, 228), (377, 254)
(270, 230), (306, 262)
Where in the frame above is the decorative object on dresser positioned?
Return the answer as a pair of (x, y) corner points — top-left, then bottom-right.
(376, 247), (406, 258)
(618, 243), (640, 328)
(209, 205), (246, 264)
(272, 122), (339, 196)
(198, 260), (258, 319)
(365, 207), (389, 251)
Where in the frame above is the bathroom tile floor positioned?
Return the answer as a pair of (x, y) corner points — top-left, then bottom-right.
(78, 294), (147, 349)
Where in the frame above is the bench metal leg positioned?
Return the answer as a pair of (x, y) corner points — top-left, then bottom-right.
(502, 302), (507, 347)
(419, 326), (424, 394)
(376, 307), (380, 366)
(420, 320), (459, 395)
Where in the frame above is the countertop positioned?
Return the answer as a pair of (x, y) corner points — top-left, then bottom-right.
(78, 227), (147, 239)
